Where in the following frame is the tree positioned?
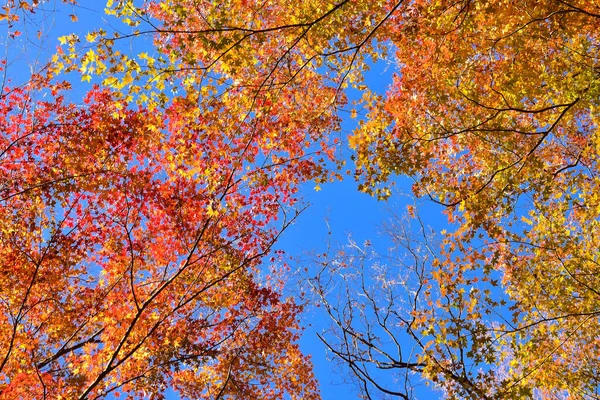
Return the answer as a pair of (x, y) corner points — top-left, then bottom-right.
(0, 1), (327, 398)
(29, 0), (399, 395)
(307, 207), (537, 399)
(2, 0), (599, 398)
(301, 0), (598, 398)
(346, 0), (600, 398)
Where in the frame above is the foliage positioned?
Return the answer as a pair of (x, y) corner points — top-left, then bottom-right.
(1, 0), (599, 398)
(347, 1), (600, 398)
(0, 0), (335, 398)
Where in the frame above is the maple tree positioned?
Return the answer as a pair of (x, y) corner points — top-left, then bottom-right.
(13, 0), (398, 396)
(2, 0), (599, 398)
(0, 0), (337, 398)
(333, 0), (600, 399)
(345, 0), (600, 398)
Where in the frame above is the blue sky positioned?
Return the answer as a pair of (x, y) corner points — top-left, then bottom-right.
(281, 179), (395, 399)
(278, 175), (450, 399)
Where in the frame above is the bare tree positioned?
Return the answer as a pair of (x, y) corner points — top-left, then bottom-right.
(302, 206), (529, 399)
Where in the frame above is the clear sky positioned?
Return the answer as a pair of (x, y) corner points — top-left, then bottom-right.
(278, 175), (449, 399)
(281, 178), (396, 399)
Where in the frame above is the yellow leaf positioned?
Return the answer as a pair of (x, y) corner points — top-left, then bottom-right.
(85, 32), (97, 43)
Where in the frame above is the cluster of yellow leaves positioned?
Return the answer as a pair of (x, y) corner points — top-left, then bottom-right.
(348, 0), (600, 397)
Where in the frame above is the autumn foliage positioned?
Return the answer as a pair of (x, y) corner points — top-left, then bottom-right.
(0, 1), (329, 398)
(348, 1), (600, 398)
(1, 0), (599, 399)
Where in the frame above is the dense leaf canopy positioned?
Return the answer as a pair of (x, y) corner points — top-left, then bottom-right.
(0, 0), (598, 398)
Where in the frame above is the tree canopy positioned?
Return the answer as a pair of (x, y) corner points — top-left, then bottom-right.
(0, 0), (598, 398)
